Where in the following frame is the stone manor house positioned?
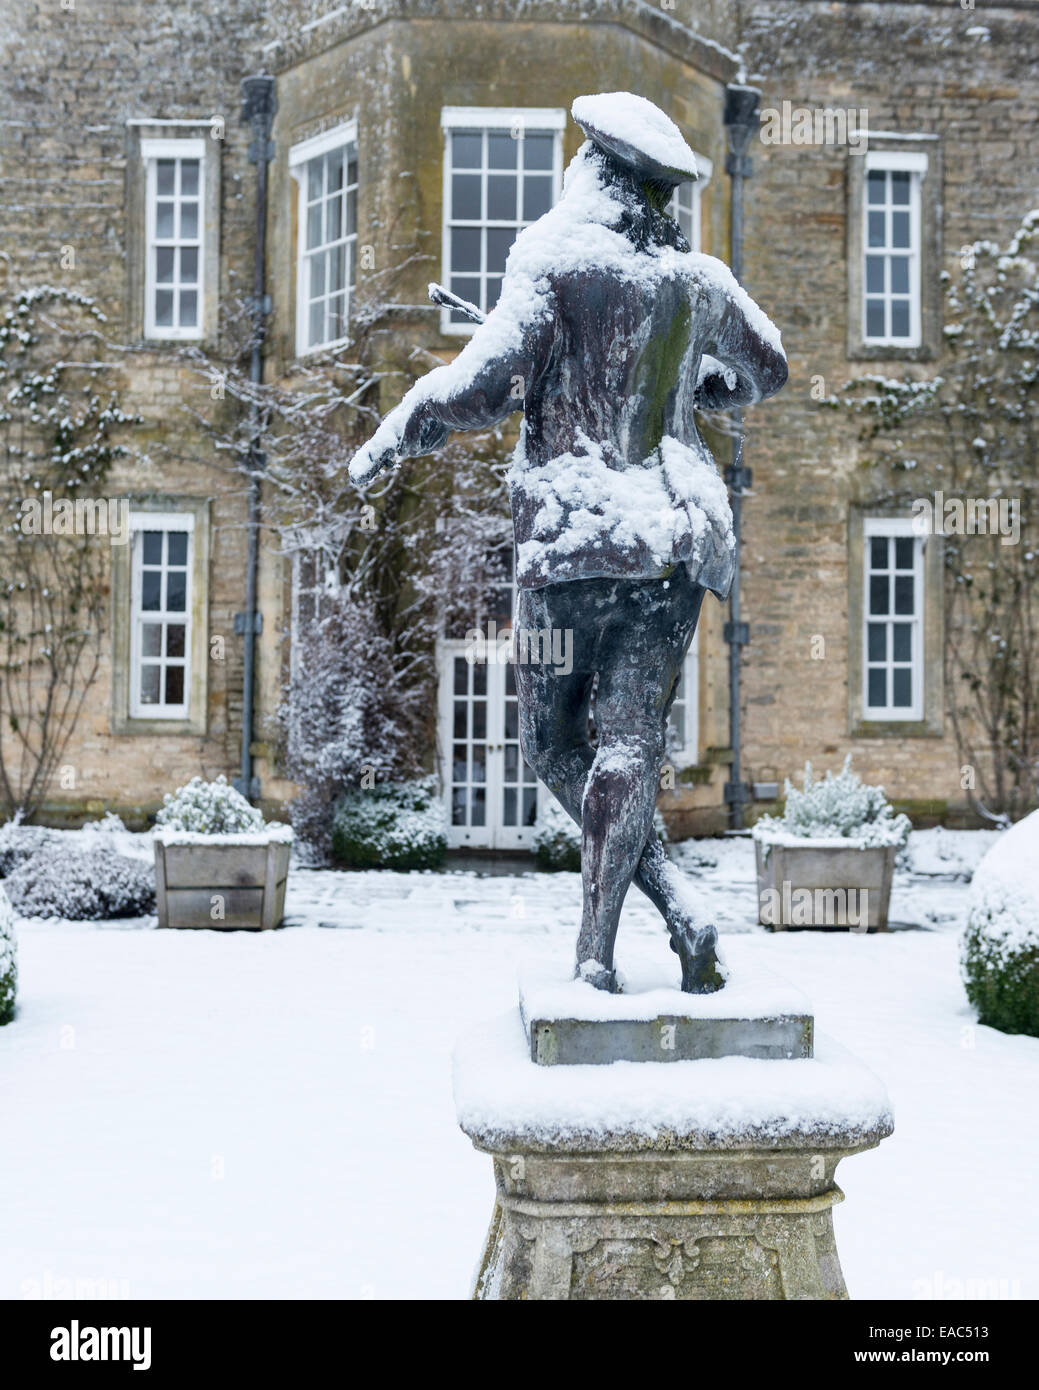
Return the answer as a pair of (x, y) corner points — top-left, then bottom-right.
(2, 1), (1037, 841)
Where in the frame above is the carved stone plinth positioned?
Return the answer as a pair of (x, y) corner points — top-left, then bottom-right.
(455, 1011), (893, 1300)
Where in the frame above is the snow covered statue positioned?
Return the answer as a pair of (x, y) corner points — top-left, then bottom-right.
(350, 93), (787, 993)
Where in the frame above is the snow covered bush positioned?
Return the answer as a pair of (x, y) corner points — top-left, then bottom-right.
(961, 810), (1039, 1037)
(331, 777), (447, 871)
(155, 776), (265, 836)
(533, 798), (668, 871)
(5, 847), (155, 920)
(0, 886), (15, 1024)
(753, 756), (911, 849)
(0, 820), (63, 878)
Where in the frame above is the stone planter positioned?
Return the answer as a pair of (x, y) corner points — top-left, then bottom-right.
(153, 827), (292, 930)
(754, 838), (897, 931)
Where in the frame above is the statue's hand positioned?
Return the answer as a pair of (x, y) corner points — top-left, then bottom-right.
(348, 438), (398, 488)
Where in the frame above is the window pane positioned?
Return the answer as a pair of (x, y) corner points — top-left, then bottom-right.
(452, 173), (482, 220)
(179, 246), (198, 284)
(451, 227), (481, 272)
(504, 744), (518, 779)
(346, 187), (357, 236)
(865, 299), (885, 338)
(867, 170), (886, 204)
(166, 623), (186, 658)
(504, 700), (519, 740)
(180, 160), (199, 197)
(179, 201), (198, 240)
(892, 623), (912, 662)
(141, 570), (162, 610)
(894, 575), (914, 614)
(308, 299), (324, 348)
(485, 275), (504, 310)
(155, 289), (174, 326)
(307, 158), (322, 201)
(868, 624), (886, 661)
(487, 174), (516, 220)
(471, 744), (486, 783)
(891, 211), (910, 248)
(178, 290), (197, 327)
(453, 657), (467, 696)
(326, 195), (342, 243)
(472, 700), (486, 740)
(143, 531), (163, 564)
(523, 175), (552, 221)
(890, 299), (910, 338)
(452, 788), (466, 825)
(894, 537), (914, 570)
(522, 787), (537, 825)
(865, 255), (885, 293)
(155, 201), (175, 238)
(453, 700), (467, 739)
(472, 662), (486, 696)
(523, 133), (554, 171)
(892, 667), (912, 707)
(868, 210), (885, 247)
(889, 256), (909, 294)
(471, 786), (485, 826)
(327, 151), (344, 192)
(869, 536), (889, 570)
(141, 624), (162, 658)
(488, 133), (517, 169)
(307, 202), (322, 249)
(156, 247), (175, 283)
(328, 293), (346, 341)
(166, 569), (187, 612)
(452, 743), (467, 781)
(867, 667), (886, 707)
(329, 244), (345, 292)
(486, 227), (514, 275)
(869, 574), (889, 614)
(503, 787), (517, 827)
(452, 131), (482, 168)
(890, 171), (910, 204)
(156, 160), (176, 196)
(168, 531), (188, 565)
(140, 665), (161, 705)
(450, 276), (480, 314)
(311, 251), (327, 297)
(164, 665), (185, 705)
(347, 152), (358, 188)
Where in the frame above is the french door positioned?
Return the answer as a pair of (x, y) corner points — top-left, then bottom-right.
(437, 642), (540, 849)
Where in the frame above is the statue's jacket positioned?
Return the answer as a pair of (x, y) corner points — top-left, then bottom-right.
(367, 147), (788, 601)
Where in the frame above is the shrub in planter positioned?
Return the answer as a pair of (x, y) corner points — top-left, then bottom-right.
(332, 777), (447, 871)
(155, 774), (265, 835)
(533, 799), (668, 872)
(153, 776), (291, 930)
(752, 757), (910, 930)
(0, 886), (16, 1025)
(961, 810), (1039, 1038)
(5, 846), (155, 920)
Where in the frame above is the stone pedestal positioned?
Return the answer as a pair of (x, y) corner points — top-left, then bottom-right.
(455, 1008), (893, 1301)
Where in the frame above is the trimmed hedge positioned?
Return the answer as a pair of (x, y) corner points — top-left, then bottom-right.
(0, 886), (16, 1025)
(332, 778), (447, 871)
(961, 810), (1039, 1038)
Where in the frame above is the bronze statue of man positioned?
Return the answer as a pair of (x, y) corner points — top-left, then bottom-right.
(351, 92), (787, 992)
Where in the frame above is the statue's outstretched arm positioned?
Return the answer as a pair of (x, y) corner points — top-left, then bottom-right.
(694, 257), (788, 413)
(348, 282), (554, 487)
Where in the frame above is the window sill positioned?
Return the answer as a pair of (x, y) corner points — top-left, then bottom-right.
(111, 714), (206, 737)
(847, 341), (936, 364)
(850, 718), (942, 739)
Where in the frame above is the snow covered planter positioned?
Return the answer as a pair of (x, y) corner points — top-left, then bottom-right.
(153, 776), (292, 930)
(961, 810), (1039, 1038)
(752, 758), (910, 931)
(0, 886), (16, 1025)
(331, 777), (447, 871)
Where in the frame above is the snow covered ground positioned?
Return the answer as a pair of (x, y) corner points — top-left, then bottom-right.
(2, 828), (1035, 1300)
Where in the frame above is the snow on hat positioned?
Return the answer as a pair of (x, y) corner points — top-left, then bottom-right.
(571, 92), (698, 185)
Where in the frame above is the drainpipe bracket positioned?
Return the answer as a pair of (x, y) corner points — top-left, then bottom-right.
(232, 775), (262, 800)
(234, 611), (263, 636)
(724, 780), (752, 806)
(724, 621), (750, 646)
(725, 464), (753, 491)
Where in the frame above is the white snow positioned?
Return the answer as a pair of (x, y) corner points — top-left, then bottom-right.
(571, 91), (699, 180)
(1, 828), (1037, 1299)
(455, 1012), (890, 1150)
(153, 825), (293, 847)
(967, 809), (1039, 948)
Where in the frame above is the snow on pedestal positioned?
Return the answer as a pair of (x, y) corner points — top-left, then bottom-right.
(454, 1004), (893, 1300)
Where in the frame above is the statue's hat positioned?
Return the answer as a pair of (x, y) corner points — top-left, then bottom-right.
(571, 92), (698, 186)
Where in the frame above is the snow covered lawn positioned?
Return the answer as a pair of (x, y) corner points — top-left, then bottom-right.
(2, 830), (1035, 1300)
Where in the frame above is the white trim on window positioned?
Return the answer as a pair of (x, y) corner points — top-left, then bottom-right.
(440, 107), (565, 336)
(668, 628), (700, 766)
(129, 513), (194, 721)
(142, 140), (205, 341)
(862, 151), (926, 348)
(669, 153), (712, 252)
(289, 120), (359, 357)
(862, 517), (924, 722)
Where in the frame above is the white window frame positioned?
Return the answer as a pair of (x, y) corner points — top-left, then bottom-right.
(288, 120), (359, 358)
(667, 629), (700, 766)
(440, 106), (565, 336)
(862, 517), (924, 722)
(141, 137), (206, 341)
(862, 149), (927, 349)
(129, 511), (195, 721)
(669, 154), (712, 252)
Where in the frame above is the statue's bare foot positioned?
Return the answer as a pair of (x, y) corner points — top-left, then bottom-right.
(575, 959), (621, 993)
(669, 923), (724, 994)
